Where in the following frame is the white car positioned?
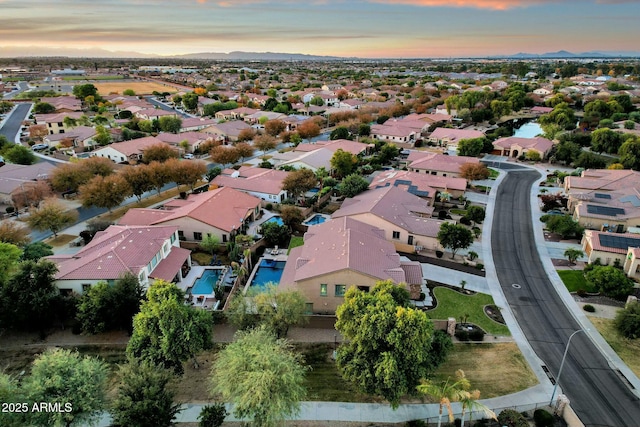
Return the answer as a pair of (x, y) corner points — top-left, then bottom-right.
(183, 153), (194, 160)
(31, 143), (49, 151)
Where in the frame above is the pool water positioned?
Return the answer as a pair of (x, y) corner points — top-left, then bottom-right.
(265, 216), (284, 226)
(513, 122), (543, 138)
(192, 269), (221, 295)
(304, 214), (327, 226)
(250, 259), (286, 290)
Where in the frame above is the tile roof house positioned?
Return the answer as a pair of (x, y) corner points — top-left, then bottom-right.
(428, 128), (484, 148)
(201, 120), (252, 143)
(155, 131), (213, 153)
(564, 169), (640, 193)
(210, 166), (289, 203)
(43, 126), (97, 151)
(332, 186), (446, 253)
(0, 163), (57, 204)
(134, 108), (179, 121)
(91, 136), (170, 164)
(270, 148), (334, 172)
(180, 117), (219, 132)
(40, 96), (82, 112)
(405, 151), (480, 178)
(34, 112), (84, 135)
(279, 217), (424, 314)
(369, 170), (467, 202)
(581, 230), (640, 273)
(623, 246), (640, 281)
(492, 136), (554, 159)
(293, 139), (373, 156)
(118, 187), (261, 244)
(570, 188), (640, 232)
(46, 225), (190, 294)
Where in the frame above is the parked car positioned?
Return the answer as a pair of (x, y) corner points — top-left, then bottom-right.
(546, 209), (564, 216)
(183, 153), (194, 160)
(31, 143), (48, 151)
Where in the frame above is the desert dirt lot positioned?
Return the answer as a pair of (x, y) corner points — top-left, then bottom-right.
(93, 80), (179, 95)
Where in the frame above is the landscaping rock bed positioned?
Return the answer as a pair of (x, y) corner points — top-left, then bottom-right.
(484, 304), (505, 325)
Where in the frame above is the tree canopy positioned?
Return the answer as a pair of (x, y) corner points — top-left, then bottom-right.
(282, 168), (317, 199)
(585, 265), (634, 300)
(335, 280), (438, 408)
(338, 173), (369, 198)
(614, 302), (640, 339)
(330, 149), (358, 178)
(26, 198), (78, 237)
(437, 223), (474, 259)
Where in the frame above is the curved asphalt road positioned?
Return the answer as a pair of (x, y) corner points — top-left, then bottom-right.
(492, 169), (640, 427)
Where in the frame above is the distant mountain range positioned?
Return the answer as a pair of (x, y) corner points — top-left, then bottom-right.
(0, 46), (639, 60)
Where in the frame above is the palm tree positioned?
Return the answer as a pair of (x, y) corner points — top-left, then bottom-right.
(459, 389), (496, 427)
(417, 369), (470, 427)
(438, 190), (451, 208)
(564, 248), (584, 265)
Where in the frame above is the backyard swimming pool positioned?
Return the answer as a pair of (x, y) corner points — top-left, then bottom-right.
(264, 216), (284, 226)
(191, 269), (222, 295)
(304, 214), (327, 226)
(249, 259), (286, 291)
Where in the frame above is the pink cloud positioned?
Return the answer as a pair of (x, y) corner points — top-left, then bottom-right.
(369, 0), (557, 10)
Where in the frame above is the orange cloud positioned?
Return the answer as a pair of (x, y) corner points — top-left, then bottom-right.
(354, 0), (554, 10)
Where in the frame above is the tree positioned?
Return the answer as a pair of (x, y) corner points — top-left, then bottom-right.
(265, 119), (286, 137)
(142, 143), (178, 163)
(297, 120), (321, 142)
(148, 161), (173, 195)
(417, 369), (471, 427)
(0, 100), (13, 113)
(542, 214), (583, 239)
(123, 88), (136, 96)
(21, 241), (53, 261)
(26, 198), (77, 237)
(237, 127), (256, 142)
(254, 134), (278, 157)
(279, 205), (304, 230)
(4, 144), (36, 165)
(614, 302), (640, 339)
(261, 222), (290, 246)
(585, 265), (634, 300)
(564, 248), (584, 265)
(210, 145), (241, 166)
(0, 221), (30, 246)
(0, 242), (22, 284)
(200, 234), (220, 256)
(79, 174), (132, 212)
(554, 140), (581, 165)
(338, 173), (369, 198)
(459, 388), (496, 427)
(330, 149), (358, 178)
(457, 138), (486, 157)
(335, 280), (436, 408)
(206, 166), (222, 182)
(127, 280), (213, 374)
(211, 326), (308, 427)
(378, 143), (400, 163)
(437, 222), (474, 259)
(525, 150), (542, 161)
(12, 180), (54, 210)
(253, 284), (307, 338)
(234, 142), (254, 162)
(166, 158), (207, 191)
(73, 83), (98, 100)
(619, 135), (640, 170)
(110, 359), (182, 427)
(282, 168), (317, 200)
(51, 163), (90, 193)
(182, 92), (199, 111)
(158, 115), (183, 133)
(459, 163), (490, 181)
(330, 126), (350, 140)
(33, 101), (56, 114)
(591, 128), (622, 154)
(574, 151), (607, 169)
(121, 165), (154, 201)
(198, 403), (227, 427)
(464, 205), (485, 226)
(22, 348), (107, 427)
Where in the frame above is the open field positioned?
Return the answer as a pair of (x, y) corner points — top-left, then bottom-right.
(92, 80), (179, 95)
(61, 75), (125, 81)
(589, 317), (640, 378)
(427, 287), (511, 336)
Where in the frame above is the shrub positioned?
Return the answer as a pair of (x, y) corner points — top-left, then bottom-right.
(419, 292), (426, 301)
(533, 409), (554, 427)
(475, 263), (484, 270)
(459, 216), (472, 225)
(614, 302), (640, 339)
(583, 304), (596, 313)
(469, 328), (485, 341)
(498, 409), (529, 427)
(455, 329), (469, 341)
(577, 289), (588, 297)
(198, 403), (227, 427)
(265, 203), (273, 210)
(436, 250), (444, 258)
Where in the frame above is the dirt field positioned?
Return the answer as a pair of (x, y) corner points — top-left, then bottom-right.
(93, 80), (179, 95)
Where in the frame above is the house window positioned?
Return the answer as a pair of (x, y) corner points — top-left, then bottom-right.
(305, 303), (313, 314)
(392, 231), (400, 240)
(222, 234), (227, 243)
(194, 232), (203, 241)
(335, 284), (346, 297)
(170, 233), (177, 244)
(178, 230), (185, 240)
(320, 284), (328, 296)
(82, 283), (91, 293)
(408, 235), (414, 245)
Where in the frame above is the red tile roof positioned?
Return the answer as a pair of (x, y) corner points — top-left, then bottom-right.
(149, 246), (191, 281)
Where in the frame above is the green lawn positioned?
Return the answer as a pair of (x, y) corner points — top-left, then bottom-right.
(557, 270), (596, 292)
(62, 75), (125, 81)
(288, 236), (304, 254)
(427, 287), (510, 336)
(450, 209), (467, 215)
(488, 168), (499, 179)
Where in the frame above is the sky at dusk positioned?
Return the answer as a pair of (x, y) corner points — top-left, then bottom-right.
(1, 0), (639, 58)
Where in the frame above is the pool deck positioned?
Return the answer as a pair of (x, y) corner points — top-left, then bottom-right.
(180, 266), (231, 309)
(242, 250), (288, 294)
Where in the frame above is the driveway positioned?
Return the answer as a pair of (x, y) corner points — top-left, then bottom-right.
(492, 169), (640, 426)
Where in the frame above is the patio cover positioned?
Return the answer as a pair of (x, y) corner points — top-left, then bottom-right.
(149, 247), (191, 282)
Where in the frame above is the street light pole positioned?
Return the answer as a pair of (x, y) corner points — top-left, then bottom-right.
(549, 329), (586, 407)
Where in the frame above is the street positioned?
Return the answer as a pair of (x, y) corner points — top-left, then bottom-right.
(491, 169), (640, 426)
(0, 102), (31, 143)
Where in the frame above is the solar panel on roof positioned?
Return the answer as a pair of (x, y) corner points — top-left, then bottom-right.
(598, 234), (640, 250)
(620, 195), (640, 207)
(594, 193), (611, 199)
(586, 205), (625, 217)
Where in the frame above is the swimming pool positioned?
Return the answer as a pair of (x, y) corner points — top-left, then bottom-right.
(250, 259), (286, 290)
(192, 269), (222, 295)
(264, 216), (284, 226)
(304, 214), (327, 226)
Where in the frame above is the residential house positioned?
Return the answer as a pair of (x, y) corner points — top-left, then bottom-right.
(271, 148), (334, 172)
(564, 169), (640, 194)
(214, 107), (258, 121)
(293, 139), (373, 157)
(492, 136), (554, 159)
(570, 189), (640, 232)
(531, 106), (554, 115)
(43, 126), (97, 151)
(201, 120), (252, 143)
(155, 131), (213, 153)
(581, 230), (640, 269)
(211, 166), (289, 203)
(243, 111), (287, 124)
(180, 117), (218, 132)
(46, 225), (191, 294)
(91, 135), (169, 163)
(40, 96), (82, 112)
(279, 217), (424, 314)
(405, 151), (480, 178)
(623, 247), (640, 281)
(332, 186), (446, 253)
(35, 112), (84, 134)
(134, 108), (178, 121)
(118, 187), (261, 244)
(428, 128), (484, 149)
(0, 163), (56, 206)
(369, 170), (467, 203)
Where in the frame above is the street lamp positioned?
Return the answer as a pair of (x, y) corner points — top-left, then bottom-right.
(549, 329), (586, 407)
